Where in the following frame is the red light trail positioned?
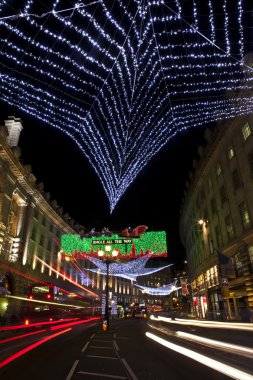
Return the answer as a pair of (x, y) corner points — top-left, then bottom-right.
(0, 328), (71, 368)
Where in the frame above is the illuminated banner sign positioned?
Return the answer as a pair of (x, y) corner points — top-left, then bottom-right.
(61, 231), (167, 258)
(92, 239), (133, 245)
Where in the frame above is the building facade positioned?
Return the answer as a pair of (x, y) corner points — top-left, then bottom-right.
(180, 115), (253, 321)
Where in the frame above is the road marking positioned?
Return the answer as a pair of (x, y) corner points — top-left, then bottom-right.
(90, 333), (95, 339)
(77, 371), (127, 379)
(81, 341), (90, 352)
(113, 341), (119, 351)
(86, 355), (117, 360)
(121, 358), (138, 380)
(89, 345), (113, 349)
(93, 339), (112, 342)
(66, 360), (79, 380)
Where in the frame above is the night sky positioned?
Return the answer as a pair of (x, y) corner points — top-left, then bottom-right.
(0, 103), (207, 266)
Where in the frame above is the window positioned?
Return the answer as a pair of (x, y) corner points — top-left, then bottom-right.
(210, 197), (217, 214)
(234, 253), (243, 277)
(239, 202), (251, 229)
(39, 233), (44, 246)
(208, 234), (214, 254)
(249, 247), (253, 271)
(232, 169), (241, 190)
(216, 163), (222, 177)
(47, 238), (52, 251)
(248, 150), (253, 174)
(242, 122), (251, 141)
(225, 215), (234, 240)
(219, 185), (227, 204)
(215, 225), (222, 248)
(30, 226), (36, 241)
(228, 147), (234, 160)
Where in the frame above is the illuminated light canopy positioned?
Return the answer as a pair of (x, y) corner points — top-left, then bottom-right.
(61, 231), (167, 258)
(84, 256), (172, 281)
(0, 1), (252, 211)
(135, 281), (180, 295)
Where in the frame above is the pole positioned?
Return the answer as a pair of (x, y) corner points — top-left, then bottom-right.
(104, 260), (110, 330)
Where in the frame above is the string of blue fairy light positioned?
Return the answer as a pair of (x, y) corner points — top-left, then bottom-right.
(0, 0), (252, 211)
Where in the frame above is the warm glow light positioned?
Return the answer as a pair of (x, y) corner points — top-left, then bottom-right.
(98, 250), (104, 257)
(112, 250), (118, 257)
(105, 245), (111, 252)
(146, 332), (253, 380)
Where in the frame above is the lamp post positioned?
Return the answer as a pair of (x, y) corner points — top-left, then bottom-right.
(98, 245), (118, 331)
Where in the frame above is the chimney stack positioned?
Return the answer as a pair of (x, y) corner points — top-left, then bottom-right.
(5, 116), (23, 147)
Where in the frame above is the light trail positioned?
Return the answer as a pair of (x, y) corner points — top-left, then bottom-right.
(50, 316), (100, 330)
(0, 329), (46, 344)
(0, 328), (71, 368)
(0, 317), (79, 332)
(176, 331), (253, 357)
(146, 332), (253, 380)
(0, 262), (83, 299)
(150, 315), (253, 332)
(6, 294), (84, 309)
(35, 257), (98, 297)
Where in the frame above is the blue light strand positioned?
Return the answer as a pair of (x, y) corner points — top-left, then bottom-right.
(0, 0), (252, 211)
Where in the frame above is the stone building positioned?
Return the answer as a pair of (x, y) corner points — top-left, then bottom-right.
(0, 116), (83, 321)
(179, 114), (253, 321)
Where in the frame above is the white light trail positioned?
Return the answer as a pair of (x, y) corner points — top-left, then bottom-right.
(7, 295), (83, 309)
(146, 332), (253, 380)
(152, 316), (253, 332)
(176, 331), (253, 357)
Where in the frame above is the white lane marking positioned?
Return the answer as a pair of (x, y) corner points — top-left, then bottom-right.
(89, 346), (113, 349)
(66, 360), (79, 380)
(90, 334), (95, 339)
(113, 333), (116, 339)
(81, 341), (90, 353)
(77, 371), (127, 379)
(121, 358), (138, 380)
(86, 355), (117, 360)
(146, 332), (253, 380)
(113, 341), (119, 351)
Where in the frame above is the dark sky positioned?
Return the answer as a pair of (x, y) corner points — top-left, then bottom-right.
(0, 103), (207, 266)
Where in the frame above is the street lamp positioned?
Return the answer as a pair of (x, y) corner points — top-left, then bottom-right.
(98, 245), (118, 331)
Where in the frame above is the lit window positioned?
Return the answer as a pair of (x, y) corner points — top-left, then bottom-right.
(242, 122), (251, 141)
(239, 202), (251, 229)
(225, 215), (234, 240)
(228, 147), (234, 159)
(216, 164), (222, 176)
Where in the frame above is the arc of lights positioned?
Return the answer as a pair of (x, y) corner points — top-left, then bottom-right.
(85, 256), (172, 282)
(0, 1), (252, 211)
(134, 281), (181, 296)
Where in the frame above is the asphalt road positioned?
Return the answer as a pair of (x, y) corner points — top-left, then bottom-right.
(0, 318), (252, 380)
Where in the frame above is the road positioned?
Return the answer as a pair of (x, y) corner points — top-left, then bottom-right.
(0, 317), (252, 380)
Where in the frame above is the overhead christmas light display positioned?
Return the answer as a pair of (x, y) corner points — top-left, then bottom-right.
(61, 230), (167, 258)
(84, 256), (172, 282)
(135, 281), (181, 295)
(0, 1), (252, 211)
